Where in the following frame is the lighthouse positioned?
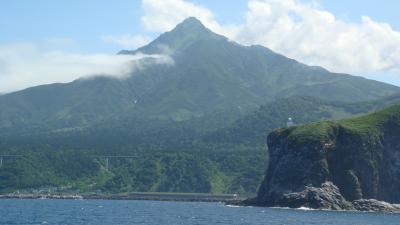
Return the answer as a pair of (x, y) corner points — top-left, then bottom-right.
(286, 117), (294, 127)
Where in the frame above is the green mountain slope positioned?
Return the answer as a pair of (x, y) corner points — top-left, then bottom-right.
(204, 94), (400, 146)
(120, 18), (399, 118)
(0, 149), (267, 195)
(0, 17), (399, 136)
(1, 17), (400, 195)
(1, 95), (400, 195)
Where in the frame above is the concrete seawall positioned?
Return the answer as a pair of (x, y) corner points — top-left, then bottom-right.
(0, 192), (245, 203)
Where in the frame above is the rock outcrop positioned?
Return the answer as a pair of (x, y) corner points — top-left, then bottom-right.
(353, 199), (400, 213)
(276, 182), (354, 210)
(253, 105), (400, 212)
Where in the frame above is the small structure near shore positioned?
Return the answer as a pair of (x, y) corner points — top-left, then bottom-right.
(286, 117), (294, 127)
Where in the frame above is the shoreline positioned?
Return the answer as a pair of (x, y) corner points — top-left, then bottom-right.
(0, 192), (244, 203)
(3, 194), (399, 214)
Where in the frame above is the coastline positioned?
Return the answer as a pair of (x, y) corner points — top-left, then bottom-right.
(233, 196), (400, 214)
(0, 192), (244, 203)
(3, 193), (400, 214)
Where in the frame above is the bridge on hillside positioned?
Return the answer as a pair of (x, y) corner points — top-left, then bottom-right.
(0, 155), (23, 168)
(97, 155), (140, 171)
(0, 154), (141, 170)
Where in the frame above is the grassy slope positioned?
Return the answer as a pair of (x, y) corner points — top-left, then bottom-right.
(285, 104), (400, 143)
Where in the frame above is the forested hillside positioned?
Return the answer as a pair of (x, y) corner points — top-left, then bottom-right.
(1, 18), (399, 195)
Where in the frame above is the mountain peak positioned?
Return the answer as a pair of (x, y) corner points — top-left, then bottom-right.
(121, 17), (224, 55)
(167, 17), (212, 39)
(176, 17), (206, 30)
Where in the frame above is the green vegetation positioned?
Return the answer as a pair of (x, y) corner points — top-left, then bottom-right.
(0, 149), (266, 195)
(287, 121), (338, 143)
(1, 19), (398, 136)
(207, 95), (400, 145)
(285, 105), (400, 144)
(1, 18), (400, 195)
(2, 96), (399, 195)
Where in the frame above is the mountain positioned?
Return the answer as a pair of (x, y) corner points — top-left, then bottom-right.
(254, 104), (400, 210)
(119, 17), (399, 116)
(1, 17), (400, 195)
(0, 17), (399, 137)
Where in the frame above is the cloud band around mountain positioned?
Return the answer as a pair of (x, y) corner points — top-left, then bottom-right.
(0, 43), (173, 93)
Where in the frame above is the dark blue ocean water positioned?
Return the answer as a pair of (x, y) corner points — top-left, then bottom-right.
(1, 199), (399, 225)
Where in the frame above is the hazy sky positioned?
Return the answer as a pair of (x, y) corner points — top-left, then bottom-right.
(1, 0), (400, 92)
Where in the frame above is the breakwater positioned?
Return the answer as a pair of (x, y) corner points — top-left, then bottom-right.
(0, 192), (243, 202)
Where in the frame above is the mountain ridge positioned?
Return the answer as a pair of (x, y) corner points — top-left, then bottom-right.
(1, 18), (400, 195)
(119, 17), (227, 55)
(1, 17), (399, 137)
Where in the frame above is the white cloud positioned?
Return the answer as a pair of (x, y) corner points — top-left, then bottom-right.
(0, 43), (173, 93)
(140, 0), (239, 38)
(237, 0), (400, 75)
(101, 34), (152, 49)
(140, 0), (400, 78)
(141, 0), (213, 32)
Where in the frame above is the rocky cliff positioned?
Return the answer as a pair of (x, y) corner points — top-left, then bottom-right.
(254, 105), (400, 211)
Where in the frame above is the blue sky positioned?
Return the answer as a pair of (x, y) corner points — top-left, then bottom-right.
(0, 0), (249, 53)
(0, 0), (400, 92)
(1, 0), (399, 53)
(0, 0), (143, 53)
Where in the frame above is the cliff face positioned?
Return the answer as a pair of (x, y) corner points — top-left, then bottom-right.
(257, 105), (400, 206)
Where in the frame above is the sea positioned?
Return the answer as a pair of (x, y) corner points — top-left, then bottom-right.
(1, 199), (399, 225)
